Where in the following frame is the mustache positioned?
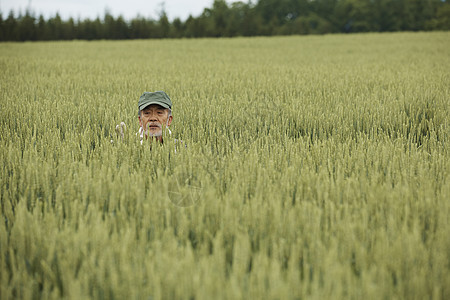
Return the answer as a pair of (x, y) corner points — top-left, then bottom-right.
(146, 123), (162, 129)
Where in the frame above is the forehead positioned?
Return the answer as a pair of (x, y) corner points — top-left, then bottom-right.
(142, 104), (166, 112)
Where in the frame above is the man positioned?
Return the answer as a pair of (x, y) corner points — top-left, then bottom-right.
(114, 91), (177, 145)
(137, 91), (173, 144)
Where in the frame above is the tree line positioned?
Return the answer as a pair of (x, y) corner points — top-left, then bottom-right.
(1, 0), (449, 41)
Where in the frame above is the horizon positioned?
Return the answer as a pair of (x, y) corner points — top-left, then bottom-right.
(0, 0), (220, 21)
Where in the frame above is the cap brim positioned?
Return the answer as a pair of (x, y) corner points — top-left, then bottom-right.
(140, 101), (170, 111)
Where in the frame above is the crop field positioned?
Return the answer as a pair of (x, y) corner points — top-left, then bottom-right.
(0, 32), (449, 299)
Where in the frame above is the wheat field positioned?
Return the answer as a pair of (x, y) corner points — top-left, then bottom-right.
(1, 32), (449, 299)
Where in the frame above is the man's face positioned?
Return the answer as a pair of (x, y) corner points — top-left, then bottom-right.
(139, 104), (173, 137)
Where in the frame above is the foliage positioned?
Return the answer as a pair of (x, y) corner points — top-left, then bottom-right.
(0, 0), (449, 41)
(0, 32), (449, 299)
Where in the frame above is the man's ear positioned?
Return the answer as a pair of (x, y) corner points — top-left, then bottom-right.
(138, 116), (143, 127)
(167, 115), (173, 127)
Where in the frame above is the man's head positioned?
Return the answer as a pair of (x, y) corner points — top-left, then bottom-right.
(138, 91), (173, 138)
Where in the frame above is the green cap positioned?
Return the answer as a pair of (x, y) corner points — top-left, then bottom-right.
(138, 91), (172, 111)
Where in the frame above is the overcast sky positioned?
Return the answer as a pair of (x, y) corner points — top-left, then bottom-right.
(0, 0), (219, 21)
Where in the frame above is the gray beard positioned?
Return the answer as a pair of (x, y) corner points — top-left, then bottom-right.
(146, 129), (162, 137)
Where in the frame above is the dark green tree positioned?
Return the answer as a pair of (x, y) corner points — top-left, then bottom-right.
(3, 11), (19, 41)
(185, 15), (208, 37)
(130, 17), (153, 39)
(64, 17), (76, 40)
(36, 15), (50, 40)
(157, 12), (170, 38)
(433, 1), (450, 29)
(0, 13), (3, 40)
(17, 10), (36, 41)
(211, 0), (230, 36)
(171, 17), (184, 38)
(47, 13), (64, 39)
